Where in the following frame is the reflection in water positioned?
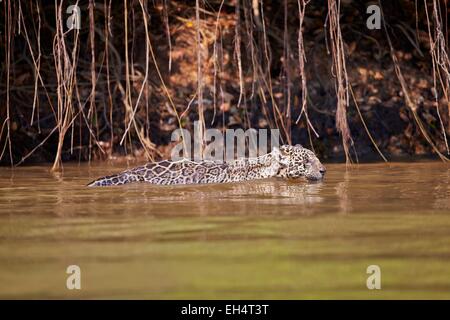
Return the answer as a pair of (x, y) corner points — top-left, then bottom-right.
(0, 169), (326, 217)
(335, 169), (351, 215)
(2, 162), (450, 217)
(1, 162), (450, 218)
(1, 162), (450, 298)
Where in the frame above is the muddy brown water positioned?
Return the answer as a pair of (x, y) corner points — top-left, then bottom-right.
(0, 162), (449, 298)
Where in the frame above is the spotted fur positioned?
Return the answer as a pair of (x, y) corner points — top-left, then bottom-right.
(87, 144), (325, 187)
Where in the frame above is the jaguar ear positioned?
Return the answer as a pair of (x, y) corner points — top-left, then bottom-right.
(279, 145), (290, 155)
(273, 146), (289, 166)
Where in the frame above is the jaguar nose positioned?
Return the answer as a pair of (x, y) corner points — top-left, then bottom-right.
(319, 168), (326, 176)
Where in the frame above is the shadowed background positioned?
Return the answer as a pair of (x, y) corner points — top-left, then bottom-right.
(1, 0), (449, 169)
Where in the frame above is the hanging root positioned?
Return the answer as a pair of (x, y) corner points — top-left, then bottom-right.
(327, 0), (352, 163)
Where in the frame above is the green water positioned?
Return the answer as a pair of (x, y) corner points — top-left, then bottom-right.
(0, 162), (450, 299)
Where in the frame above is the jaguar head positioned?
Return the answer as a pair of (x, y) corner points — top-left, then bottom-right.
(275, 144), (326, 181)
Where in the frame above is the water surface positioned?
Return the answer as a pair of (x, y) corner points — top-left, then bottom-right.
(0, 162), (449, 299)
